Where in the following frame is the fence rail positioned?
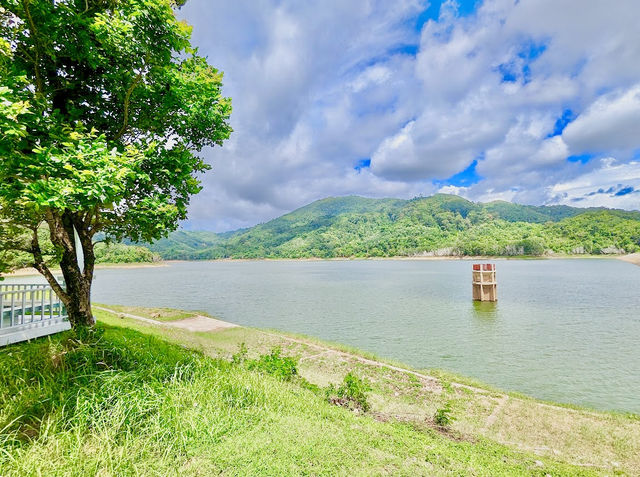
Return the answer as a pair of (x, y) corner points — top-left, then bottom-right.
(0, 283), (70, 346)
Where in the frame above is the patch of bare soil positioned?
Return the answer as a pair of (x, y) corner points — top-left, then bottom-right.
(370, 412), (470, 442)
(95, 306), (238, 332)
(168, 316), (238, 332)
(619, 253), (640, 267)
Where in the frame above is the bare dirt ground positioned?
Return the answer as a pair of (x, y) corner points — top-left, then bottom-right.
(619, 253), (640, 266)
(167, 316), (239, 332)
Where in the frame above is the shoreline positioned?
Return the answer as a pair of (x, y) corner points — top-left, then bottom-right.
(5, 253), (637, 278)
(167, 253), (634, 263)
(5, 261), (167, 278)
(91, 303), (640, 474)
(97, 304), (630, 414)
(619, 253), (640, 267)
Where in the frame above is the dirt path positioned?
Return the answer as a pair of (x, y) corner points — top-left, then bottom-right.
(94, 306), (238, 332)
(483, 395), (509, 431)
(169, 316), (239, 332)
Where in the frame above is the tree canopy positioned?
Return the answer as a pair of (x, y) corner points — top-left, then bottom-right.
(0, 0), (231, 327)
(139, 195), (640, 260)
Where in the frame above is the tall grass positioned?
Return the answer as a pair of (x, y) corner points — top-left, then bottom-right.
(0, 325), (594, 476)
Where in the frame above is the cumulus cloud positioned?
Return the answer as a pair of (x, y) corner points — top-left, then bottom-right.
(548, 159), (640, 209)
(176, 0), (640, 231)
(563, 85), (640, 154)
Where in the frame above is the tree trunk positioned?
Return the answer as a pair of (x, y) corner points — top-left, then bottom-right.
(36, 210), (97, 329)
(60, 214), (96, 328)
(59, 260), (94, 328)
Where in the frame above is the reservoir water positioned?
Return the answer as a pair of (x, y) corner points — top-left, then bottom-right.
(12, 259), (640, 413)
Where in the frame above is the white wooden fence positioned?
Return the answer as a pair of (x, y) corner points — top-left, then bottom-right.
(0, 283), (70, 346)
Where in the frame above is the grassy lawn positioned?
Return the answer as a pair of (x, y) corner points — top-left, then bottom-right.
(0, 308), (635, 475)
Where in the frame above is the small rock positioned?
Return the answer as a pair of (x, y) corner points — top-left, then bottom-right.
(535, 460), (544, 467)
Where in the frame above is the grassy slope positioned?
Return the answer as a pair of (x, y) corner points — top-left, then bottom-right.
(2, 307), (637, 475)
(97, 303), (199, 322)
(140, 230), (228, 260)
(102, 307), (638, 475)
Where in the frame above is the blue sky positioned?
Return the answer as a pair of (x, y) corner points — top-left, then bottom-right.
(178, 0), (640, 231)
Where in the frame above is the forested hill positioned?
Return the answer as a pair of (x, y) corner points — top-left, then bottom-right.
(144, 194), (640, 259)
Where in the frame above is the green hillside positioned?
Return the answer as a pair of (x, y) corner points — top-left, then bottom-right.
(140, 230), (228, 260)
(145, 195), (640, 259)
(483, 201), (588, 223)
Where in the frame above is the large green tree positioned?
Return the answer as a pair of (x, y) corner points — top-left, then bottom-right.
(0, 0), (231, 327)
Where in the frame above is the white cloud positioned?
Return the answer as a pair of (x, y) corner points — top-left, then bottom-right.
(175, 0), (640, 230)
(371, 102), (507, 180)
(563, 85), (640, 154)
(547, 159), (640, 209)
(350, 65), (393, 93)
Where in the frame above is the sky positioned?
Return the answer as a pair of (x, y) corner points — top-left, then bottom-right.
(177, 0), (640, 231)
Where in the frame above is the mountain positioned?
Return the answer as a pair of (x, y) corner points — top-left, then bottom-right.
(140, 230), (228, 260)
(144, 195), (640, 259)
(482, 201), (587, 223)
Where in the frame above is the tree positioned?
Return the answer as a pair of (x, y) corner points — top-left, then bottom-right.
(0, 0), (231, 328)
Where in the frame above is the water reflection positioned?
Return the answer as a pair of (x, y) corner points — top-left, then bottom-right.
(472, 301), (498, 320)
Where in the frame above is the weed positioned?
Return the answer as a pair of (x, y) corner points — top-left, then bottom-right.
(434, 402), (455, 427)
(327, 372), (371, 412)
(408, 374), (422, 388)
(0, 317), (609, 475)
(231, 342), (248, 364)
(246, 347), (298, 381)
(440, 379), (453, 394)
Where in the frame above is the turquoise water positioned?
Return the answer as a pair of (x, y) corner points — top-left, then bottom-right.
(11, 259), (640, 412)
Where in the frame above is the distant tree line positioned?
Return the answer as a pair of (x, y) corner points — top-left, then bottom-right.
(142, 195), (640, 260)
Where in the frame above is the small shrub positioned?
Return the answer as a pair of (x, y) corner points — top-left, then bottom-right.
(434, 403), (455, 427)
(246, 347), (298, 381)
(327, 372), (371, 412)
(231, 342), (248, 364)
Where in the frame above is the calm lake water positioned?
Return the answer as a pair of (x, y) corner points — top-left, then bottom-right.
(11, 259), (640, 413)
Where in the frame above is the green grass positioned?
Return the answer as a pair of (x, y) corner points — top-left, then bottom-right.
(0, 323), (598, 476)
(94, 303), (198, 322)
(91, 306), (640, 474)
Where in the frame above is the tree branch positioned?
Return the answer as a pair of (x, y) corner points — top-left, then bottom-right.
(114, 73), (142, 140)
(31, 227), (69, 303)
(45, 209), (75, 254)
(21, 0), (45, 96)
